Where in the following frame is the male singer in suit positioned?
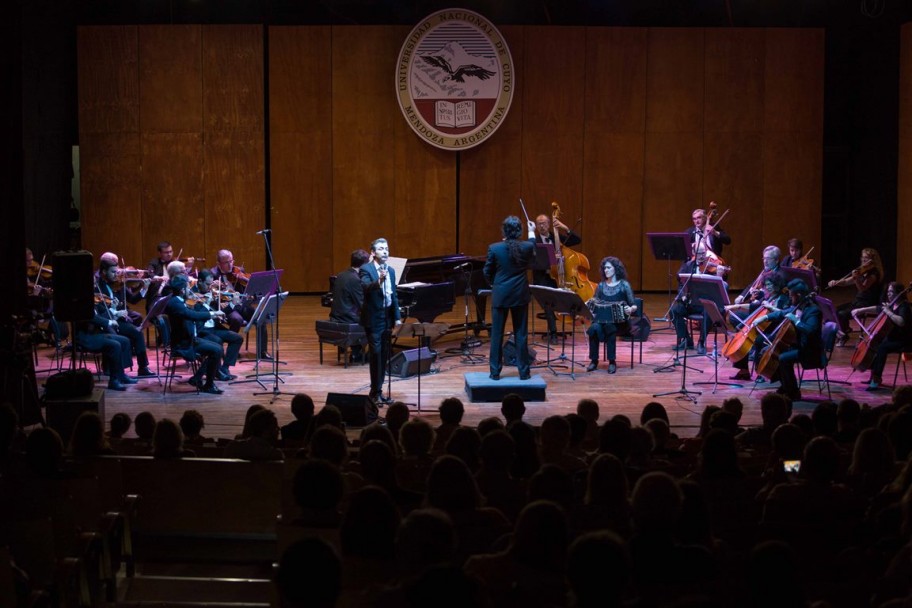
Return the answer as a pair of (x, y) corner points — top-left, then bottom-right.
(531, 213), (582, 343)
(360, 238), (401, 402)
(485, 216), (536, 381)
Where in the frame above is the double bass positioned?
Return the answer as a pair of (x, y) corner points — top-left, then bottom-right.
(850, 282), (912, 372)
(550, 202), (596, 302)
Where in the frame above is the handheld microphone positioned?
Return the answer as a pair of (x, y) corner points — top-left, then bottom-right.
(454, 262), (471, 270)
(256, 229), (271, 235)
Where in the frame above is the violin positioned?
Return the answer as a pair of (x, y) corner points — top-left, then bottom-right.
(27, 260), (53, 280)
(828, 261), (875, 289)
(550, 202), (596, 302)
(791, 246), (818, 271)
(225, 266), (250, 289)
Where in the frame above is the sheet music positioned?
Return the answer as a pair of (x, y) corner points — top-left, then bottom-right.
(387, 256), (407, 286)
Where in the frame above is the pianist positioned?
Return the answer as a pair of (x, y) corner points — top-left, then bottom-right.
(360, 238), (402, 403)
(332, 249), (370, 325)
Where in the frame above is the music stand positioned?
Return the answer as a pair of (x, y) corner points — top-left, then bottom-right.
(235, 292), (289, 390)
(693, 297), (742, 392)
(392, 322), (447, 412)
(647, 232), (692, 327)
(780, 266), (817, 293)
(139, 294), (171, 383)
(530, 243), (557, 347)
(530, 285), (590, 379)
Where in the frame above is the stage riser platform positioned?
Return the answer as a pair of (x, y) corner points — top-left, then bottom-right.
(464, 372), (547, 402)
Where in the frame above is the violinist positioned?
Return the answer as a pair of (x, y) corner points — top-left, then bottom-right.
(734, 246), (780, 305)
(531, 212), (581, 343)
(852, 281), (912, 391)
(192, 269), (243, 381)
(211, 249), (269, 359)
(747, 279), (822, 402)
(827, 248), (883, 347)
(585, 256), (637, 374)
(75, 273), (137, 391)
(728, 271), (789, 382)
(164, 274), (226, 394)
(95, 259), (156, 378)
(145, 241), (175, 311)
(680, 207), (731, 275)
(99, 251), (149, 326)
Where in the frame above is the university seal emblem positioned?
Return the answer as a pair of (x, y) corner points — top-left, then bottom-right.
(396, 9), (514, 151)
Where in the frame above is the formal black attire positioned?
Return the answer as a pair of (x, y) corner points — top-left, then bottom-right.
(672, 224), (731, 349)
(586, 280), (636, 364)
(729, 290), (791, 373)
(531, 229), (581, 335)
(165, 295), (223, 389)
(210, 265), (269, 356)
(835, 268), (882, 337)
(96, 275), (151, 373)
(360, 261), (400, 398)
(765, 298), (823, 400)
(484, 239), (535, 379)
(330, 267), (364, 324)
(74, 308), (133, 388)
(190, 287), (243, 377)
(145, 257), (169, 312)
(867, 300), (912, 382)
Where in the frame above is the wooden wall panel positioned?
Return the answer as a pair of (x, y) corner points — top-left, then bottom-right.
(899, 23), (912, 282)
(79, 133), (143, 264)
(141, 133), (205, 259)
(332, 27), (400, 264)
(202, 25), (264, 274)
(764, 29), (825, 134)
(139, 26), (202, 133)
(77, 26), (142, 263)
(704, 29), (764, 133)
(642, 29), (704, 292)
(77, 27), (138, 134)
(584, 28), (647, 288)
(521, 27), (586, 231)
(459, 25), (524, 258)
(269, 26), (333, 290)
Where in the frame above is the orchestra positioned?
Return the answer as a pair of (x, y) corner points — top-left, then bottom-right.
(22, 204), (906, 404)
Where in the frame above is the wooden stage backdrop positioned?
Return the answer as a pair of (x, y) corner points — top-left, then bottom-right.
(77, 25), (824, 293)
(32, 292), (899, 442)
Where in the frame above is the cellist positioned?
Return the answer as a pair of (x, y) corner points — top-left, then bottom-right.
(852, 281), (912, 391)
(530, 212), (582, 344)
(746, 279), (822, 402)
(727, 270), (790, 382)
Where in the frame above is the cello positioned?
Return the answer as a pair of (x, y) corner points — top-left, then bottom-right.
(850, 282), (912, 372)
(550, 202), (596, 302)
(754, 293), (816, 381)
(720, 304), (775, 362)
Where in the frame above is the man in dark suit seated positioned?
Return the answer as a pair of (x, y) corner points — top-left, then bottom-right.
(330, 249), (370, 362)
(531, 212), (582, 343)
(485, 216), (536, 381)
(165, 274), (228, 395)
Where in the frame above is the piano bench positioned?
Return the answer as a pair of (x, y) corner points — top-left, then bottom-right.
(316, 321), (368, 368)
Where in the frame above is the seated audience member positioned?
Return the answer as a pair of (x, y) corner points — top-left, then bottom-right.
(312, 404), (345, 433)
(281, 393), (315, 445)
(108, 413), (132, 442)
(236, 404), (266, 439)
(179, 409), (209, 445)
(275, 538), (342, 608)
(539, 415), (587, 474)
(306, 425), (362, 499)
(152, 418), (195, 459)
(135, 411), (157, 444)
(224, 409), (284, 461)
(564, 413), (589, 460)
(432, 397), (465, 453)
(567, 530), (634, 608)
(463, 500), (570, 607)
(474, 430), (526, 523)
(845, 427), (896, 500)
(383, 401), (410, 446)
(573, 453), (632, 539)
(358, 423), (397, 457)
(598, 417), (633, 463)
(24, 427), (70, 480)
(736, 393), (791, 450)
(476, 416), (504, 438)
(745, 541), (807, 608)
(444, 426), (482, 473)
(68, 411), (116, 460)
(358, 440), (422, 515)
(834, 398), (862, 445)
(338, 486), (401, 603)
(396, 417), (436, 494)
(811, 400), (838, 438)
(721, 397), (746, 434)
(289, 458), (344, 527)
(528, 464), (576, 512)
(501, 393), (526, 426)
(508, 420), (541, 480)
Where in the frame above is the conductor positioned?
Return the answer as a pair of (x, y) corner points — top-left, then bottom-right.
(484, 216), (536, 381)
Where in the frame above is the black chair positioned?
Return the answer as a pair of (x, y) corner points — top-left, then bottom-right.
(152, 314), (201, 394)
(604, 297), (646, 369)
(798, 321), (838, 399)
(315, 320), (367, 368)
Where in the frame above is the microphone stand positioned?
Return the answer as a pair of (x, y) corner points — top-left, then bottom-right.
(655, 229), (705, 376)
(253, 229), (293, 403)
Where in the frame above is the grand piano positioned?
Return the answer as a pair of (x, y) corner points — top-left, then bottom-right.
(321, 253), (490, 334)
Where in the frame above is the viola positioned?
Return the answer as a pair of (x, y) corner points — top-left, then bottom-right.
(550, 202), (596, 302)
(851, 282), (912, 372)
(225, 266), (250, 290)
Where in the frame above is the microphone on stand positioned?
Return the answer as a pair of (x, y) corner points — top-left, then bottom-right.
(256, 229), (271, 235)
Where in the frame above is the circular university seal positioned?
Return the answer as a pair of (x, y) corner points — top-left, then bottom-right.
(396, 9), (514, 151)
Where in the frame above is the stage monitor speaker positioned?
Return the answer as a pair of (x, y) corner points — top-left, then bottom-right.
(53, 251), (95, 322)
(326, 392), (376, 427)
(389, 347), (436, 378)
(504, 337), (536, 366)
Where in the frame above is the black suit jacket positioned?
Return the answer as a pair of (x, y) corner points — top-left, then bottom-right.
(330, 268), (364, 324)
(359, 262), (400, 331)
(531, 230), (581, 285)
(686, 225), (731, 257)
(484, 240), (535, 308)
(165, 296), (214, 350)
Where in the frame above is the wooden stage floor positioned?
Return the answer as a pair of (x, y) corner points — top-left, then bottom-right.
(33, 292), (899, 440)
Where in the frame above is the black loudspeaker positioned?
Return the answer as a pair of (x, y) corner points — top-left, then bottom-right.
(389, 347), (436, 378)
(44, 388), (106, 446)
(326, 392), (376, 427)
(53, 251), (95, 322)
(504, 337), (536, 366)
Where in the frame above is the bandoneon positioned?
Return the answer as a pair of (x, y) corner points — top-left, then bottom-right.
(587, 300), (628, 323)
